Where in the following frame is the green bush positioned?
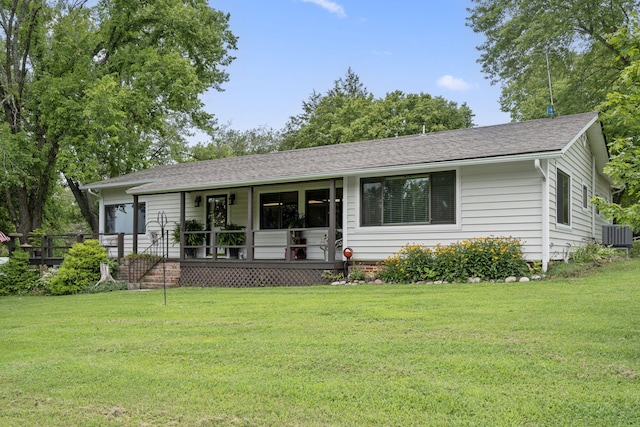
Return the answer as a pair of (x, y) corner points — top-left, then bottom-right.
(631, 239), (640, 258)
(380, 244), (435, 283)
(380, 237), (528, 283)
(570, 241), (619, 264)
(0, 250), (39, 295)
(48, 240), (110, 295)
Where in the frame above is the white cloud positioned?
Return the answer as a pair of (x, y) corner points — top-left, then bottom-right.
(301, 0), (346, 18)
(437, 75), (473, 91)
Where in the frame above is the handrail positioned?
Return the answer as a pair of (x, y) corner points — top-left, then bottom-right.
(126, 234), (164, 283)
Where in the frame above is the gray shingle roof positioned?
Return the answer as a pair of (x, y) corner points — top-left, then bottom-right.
(84, 112), (602, 194)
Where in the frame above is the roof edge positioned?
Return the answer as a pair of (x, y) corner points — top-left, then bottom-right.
(126, 151), (563, 195)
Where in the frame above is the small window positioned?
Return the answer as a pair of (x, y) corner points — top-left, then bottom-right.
(557, 169), (570, 225)
(582, 184), (589, 209)
(361, 171), (455, 226)
(260, 191), (298, 229)
(105, 202), (146, 234)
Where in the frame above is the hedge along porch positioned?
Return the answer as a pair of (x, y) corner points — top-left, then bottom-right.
(83, 112), (614, 286)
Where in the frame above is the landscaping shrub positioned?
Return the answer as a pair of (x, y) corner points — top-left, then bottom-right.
(0, 250), (39, 295)
(48, 240), (110, 295)
(631, 239), (640, 258)
(380, 244), (435, 283)
(570, 241), (619, 264)
(380, 237), (528, 283)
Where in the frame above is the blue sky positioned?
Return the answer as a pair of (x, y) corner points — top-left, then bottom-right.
(202, 0), (511, 135)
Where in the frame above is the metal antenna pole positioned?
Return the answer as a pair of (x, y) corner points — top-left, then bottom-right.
(545, 49), (554, 113)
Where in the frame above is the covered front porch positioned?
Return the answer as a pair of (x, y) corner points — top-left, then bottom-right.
(125, 178), (347, 286)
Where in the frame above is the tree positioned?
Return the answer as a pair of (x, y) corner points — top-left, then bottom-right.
(593, 18), (640, 230)
(467, 0), (639, 120)
(0, 0), (237, 236)
(281, 69), (474, 149)
(189, 124), (282, 161)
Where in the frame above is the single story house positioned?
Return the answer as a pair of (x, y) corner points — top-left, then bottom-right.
(83, 111), (613, 286)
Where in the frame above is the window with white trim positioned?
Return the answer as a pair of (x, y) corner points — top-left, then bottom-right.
(361, 171), (455, 226)
(557, 169), (570, 225)
(105, 203), (146, 234)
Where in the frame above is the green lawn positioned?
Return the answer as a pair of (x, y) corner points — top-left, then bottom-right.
(1, 259), (639, 426)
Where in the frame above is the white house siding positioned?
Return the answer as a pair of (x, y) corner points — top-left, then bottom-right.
(344, 162), (544, 263)
(549, 134), (611, 260)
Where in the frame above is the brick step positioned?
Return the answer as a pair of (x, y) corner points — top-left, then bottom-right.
(133, 261), (181, 289)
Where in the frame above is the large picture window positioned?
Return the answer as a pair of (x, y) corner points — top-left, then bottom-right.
(557, 169), (570, 225)
(105, 203), (146, 234)
(260, 191), (298, 229)
(361, 171), (455, 226)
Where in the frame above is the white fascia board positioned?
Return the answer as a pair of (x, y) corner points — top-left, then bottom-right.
(126, 151), (563, 195)
(80, 179), (159, 191)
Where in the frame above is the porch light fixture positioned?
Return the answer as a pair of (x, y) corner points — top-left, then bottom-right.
(194, 196), (202, 207)
(229, 193), (236, 205)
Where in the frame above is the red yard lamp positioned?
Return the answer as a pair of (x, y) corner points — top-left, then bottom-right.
(342, 247), (353, 277)
(343, 247), (353, 259)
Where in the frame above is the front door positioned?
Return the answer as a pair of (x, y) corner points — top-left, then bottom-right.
(206, 195), (227, 256)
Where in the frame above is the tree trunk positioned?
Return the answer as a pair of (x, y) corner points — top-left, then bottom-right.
(66, 176), (99, 233)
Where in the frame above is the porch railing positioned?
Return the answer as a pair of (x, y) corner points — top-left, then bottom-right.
(8, 233), (125, 266)
(179, 228), (342, 261)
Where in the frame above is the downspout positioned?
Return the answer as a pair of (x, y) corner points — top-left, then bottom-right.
(535, 159), (550, 272)
(591, 156), (596, 238)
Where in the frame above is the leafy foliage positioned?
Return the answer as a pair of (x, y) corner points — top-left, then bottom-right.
(0, 0), (237, 236)
(569, 242), (621, 264)
(0, 250), (39, 296)
(281, 68), (474, 150)
(380, 238), (528, 283)
(48, 240), (110, 295)
(467, 0), (638, 120)
(594, 16), (640, 230)
(189, 124), (281, 160)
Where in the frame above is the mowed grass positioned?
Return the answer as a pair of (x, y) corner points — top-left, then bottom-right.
(1, 260), (639, 426)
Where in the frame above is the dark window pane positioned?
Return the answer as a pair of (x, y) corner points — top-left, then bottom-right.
(431, 172), (455, 224)
(306, 188), (343, 228)
(362, 180), (382, 226)
(260, 191), (298, 229)
(557, 170), (570, 225)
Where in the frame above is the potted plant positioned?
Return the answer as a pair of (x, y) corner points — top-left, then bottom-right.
(217, 223), (246, 258)
(172, 219), (206, 258)
(285, 214), (306, 260)
(285, 213), (305, 242)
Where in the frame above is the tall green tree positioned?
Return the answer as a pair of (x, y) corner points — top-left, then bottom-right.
(0, 0), (236, 236)
(594, 18), (640, 230)
(467, 0), (639, 120)
(281, 69), (474, 150)
(189, 124), (282, 161)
